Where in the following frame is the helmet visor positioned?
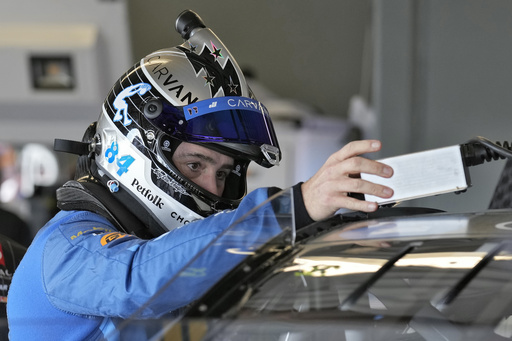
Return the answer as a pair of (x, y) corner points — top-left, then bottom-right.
(149, 96), (278, 148)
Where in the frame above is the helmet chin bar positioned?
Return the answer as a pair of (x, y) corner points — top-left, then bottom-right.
(261, 144), (280, 166)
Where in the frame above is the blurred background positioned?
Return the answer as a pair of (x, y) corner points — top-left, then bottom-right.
(1, 0), (512, 242)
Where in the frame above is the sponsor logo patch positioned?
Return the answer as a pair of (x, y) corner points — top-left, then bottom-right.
(100, 232), (127, 246)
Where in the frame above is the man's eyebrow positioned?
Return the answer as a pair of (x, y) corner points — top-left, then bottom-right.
(184, 152), (216, 164)
(182, 152), (234, 169)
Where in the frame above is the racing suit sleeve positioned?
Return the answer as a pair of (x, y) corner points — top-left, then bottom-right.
(42, 187), (286, 319)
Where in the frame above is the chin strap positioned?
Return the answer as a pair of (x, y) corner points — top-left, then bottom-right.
(56, 180), (154, 239)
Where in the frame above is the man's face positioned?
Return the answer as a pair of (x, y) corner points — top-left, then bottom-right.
(172, 142), (234, 197)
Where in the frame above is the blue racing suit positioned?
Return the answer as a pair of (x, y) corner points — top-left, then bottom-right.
(7, 185), (310, 340)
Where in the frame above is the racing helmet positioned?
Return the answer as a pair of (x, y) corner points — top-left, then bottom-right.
(89, 10), (280, 237)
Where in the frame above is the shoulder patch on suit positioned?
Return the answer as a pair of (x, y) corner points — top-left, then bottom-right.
(100, 232), (127, 246)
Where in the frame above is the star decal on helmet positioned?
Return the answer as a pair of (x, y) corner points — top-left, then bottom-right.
(228, 76), (239, 94)
(187, 41), (197, 53)
(209, 41), (223, 60)
(203, 70), (215, 87)
(176, 44), (241, 97)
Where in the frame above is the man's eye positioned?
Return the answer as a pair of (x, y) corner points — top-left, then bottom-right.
(216, 171), (229, 181)
(187, 163), (200, 171)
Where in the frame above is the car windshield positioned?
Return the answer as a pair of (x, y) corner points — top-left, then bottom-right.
(104, 187), (295, 340)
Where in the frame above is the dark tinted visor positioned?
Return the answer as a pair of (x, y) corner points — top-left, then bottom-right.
(149, 96), (278, 148)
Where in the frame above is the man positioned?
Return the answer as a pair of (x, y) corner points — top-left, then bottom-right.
(7, 10), (393, 340)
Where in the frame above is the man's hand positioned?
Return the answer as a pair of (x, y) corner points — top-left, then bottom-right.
(301, 140), (393, 221)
